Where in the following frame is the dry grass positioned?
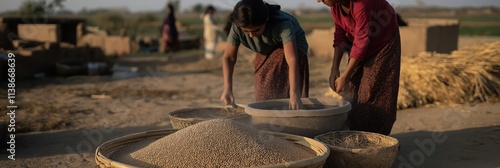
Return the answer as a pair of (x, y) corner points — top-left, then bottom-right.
(398, 41), (500, 109)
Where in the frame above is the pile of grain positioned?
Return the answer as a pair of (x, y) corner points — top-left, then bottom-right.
(111, 119), (315, 167)
(398, 41), (500, 109)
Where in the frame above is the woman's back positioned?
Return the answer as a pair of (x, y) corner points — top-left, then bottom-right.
(228, 10), (308, 55)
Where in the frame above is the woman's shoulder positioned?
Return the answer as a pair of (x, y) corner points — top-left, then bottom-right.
(273, 10), (297, 20)
(269, 11), (300, 26)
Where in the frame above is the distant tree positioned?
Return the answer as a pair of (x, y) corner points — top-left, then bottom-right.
(106, 14), (125, 28)
(19, 0), (66, 16)
(192, 3), (204, 13)
(77, 7), (87, 15)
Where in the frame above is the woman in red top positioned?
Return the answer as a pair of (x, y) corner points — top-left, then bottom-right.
(318, 0), (401, 135)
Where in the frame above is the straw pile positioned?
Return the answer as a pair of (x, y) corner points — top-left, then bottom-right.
(111, 119), (315, 168)
(324, 41), (500, 109)
(398, 41), (500, 109)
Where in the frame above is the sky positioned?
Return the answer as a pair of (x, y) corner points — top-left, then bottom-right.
(1, 0), (500, 13)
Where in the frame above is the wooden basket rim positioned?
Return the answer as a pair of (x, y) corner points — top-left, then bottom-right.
(314, 130), (399, 152)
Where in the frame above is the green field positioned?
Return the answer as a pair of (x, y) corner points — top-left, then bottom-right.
(404, 15), (500, 36)
(460, 26), (500, 36)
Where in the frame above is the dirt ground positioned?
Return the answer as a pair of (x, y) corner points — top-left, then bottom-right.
(0, 36), (499, 168)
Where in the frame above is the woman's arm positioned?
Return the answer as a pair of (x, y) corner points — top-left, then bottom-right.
(283, 40), (302, 110)
(335, 57), (359, 93)
(330, 45), (345, 91)
(332, 46), (345, 72)
(221, 42), (239, 105)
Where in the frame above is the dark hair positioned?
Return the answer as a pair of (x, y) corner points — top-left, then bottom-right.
(231, 0), (280, 27)
(168, 4), (175, 12)
(204, 5), (215, 15)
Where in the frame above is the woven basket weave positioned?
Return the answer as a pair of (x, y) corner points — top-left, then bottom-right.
(95, 129), (330, 168)
(314, 131), (399, 168)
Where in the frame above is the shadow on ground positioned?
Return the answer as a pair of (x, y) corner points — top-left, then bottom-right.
(392, 125), (500, 168)
(0, 124), (169, 160)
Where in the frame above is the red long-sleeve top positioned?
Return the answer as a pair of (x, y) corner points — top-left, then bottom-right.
(331, 0), (398, 61)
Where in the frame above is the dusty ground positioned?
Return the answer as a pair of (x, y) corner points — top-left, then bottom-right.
(0, 36), (499, 168)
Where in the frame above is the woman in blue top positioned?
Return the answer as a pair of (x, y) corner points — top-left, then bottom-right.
(220, 0), (309, 109)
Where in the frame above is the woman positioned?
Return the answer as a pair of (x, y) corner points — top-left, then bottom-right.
(318, 0), (401, 135)
(220, 0), (309, 109)
(161, 3), (180, 53)
(202, 5), (221, 60)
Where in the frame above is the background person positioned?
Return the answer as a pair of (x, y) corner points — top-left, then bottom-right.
(161, 3), (180, 53)
(202, 5), (222, 60)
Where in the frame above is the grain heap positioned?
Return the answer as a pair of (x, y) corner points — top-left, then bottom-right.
(111, 119), (315, 167)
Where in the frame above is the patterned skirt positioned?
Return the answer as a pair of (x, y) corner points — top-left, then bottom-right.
(345, 31), (401, 135)
(253, 48), (309, 101)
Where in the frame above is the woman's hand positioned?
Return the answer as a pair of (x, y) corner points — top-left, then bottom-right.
(220, 89), (236, 106)
(329, 69), (340, 92)
(289, 94), (303, 110)
(221, 43), (239, 107)
(334, 74), (348, 93)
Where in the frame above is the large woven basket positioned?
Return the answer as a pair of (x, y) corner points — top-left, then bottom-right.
(95, 129), (330, 168)
(168, 106), (249, 129)
(314, 131), (399, 168)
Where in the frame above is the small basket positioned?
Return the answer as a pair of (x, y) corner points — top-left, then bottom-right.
(95, 129), (330, 168)
(168, 106), (249, 129)
(314, 131), (399, 168)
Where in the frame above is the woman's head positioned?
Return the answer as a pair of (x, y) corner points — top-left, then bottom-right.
(231, 0), (280, 37)
(205, 5), (215, 15)
(167, 3), (175, 12)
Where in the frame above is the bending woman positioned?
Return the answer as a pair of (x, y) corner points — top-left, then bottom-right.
(318, 0), (401, 135)
(220, 0), (309, 109)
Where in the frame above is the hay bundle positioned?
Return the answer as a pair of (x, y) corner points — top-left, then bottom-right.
(398, 41), (500, 109)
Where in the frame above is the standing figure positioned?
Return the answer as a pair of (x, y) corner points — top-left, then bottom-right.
(220, 0), (310, 109)
(203, 5), (221, 60)
(317, 0), (401, 135)
(161, 3), (180, 53)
